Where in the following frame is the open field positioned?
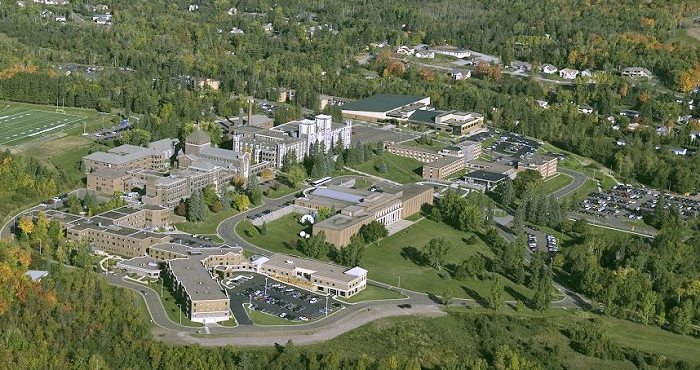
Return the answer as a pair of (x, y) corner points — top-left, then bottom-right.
(362, 219), (532, 301)
(542, 173), (573, 194)
(351, 152), (423, 184)
(311, 309), (700, 367)
(0, 101), (110, 148)
(176, 208), (240, 235)
(337, 285), (406, 303)
(236, 213), (312, 257)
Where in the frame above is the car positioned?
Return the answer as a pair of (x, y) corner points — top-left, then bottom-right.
(397, 303), (412, 309)
(298, 316), (309, 321)
(309, 298), (318, 304)
(284, 288), (294, 293)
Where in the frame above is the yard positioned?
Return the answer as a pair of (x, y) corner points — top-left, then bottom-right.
(152, 279), (203, 327)
(338, 285), (406, 303)
(542, 173), (573, 194)
(235, 213), (313, 257)
(360, 219), (532, 301)
(351, 152), (423, 184)
(175, 208), (240, 235)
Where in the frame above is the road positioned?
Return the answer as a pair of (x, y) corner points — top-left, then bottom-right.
(553, 168), (587, 199)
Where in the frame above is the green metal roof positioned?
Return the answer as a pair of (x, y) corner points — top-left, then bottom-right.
(341, 94), (428, 113)
(408, 109), (442, 124)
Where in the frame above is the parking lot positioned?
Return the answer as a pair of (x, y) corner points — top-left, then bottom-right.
(487, 132), (542, 159)
(225, 273), (344, 324)
(576, 184), (700, 223)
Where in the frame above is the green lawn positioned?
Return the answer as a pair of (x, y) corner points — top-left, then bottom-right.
(236, 213), (312, 257)
(351, 152), (423, 184)
(338, 285), (406, 303)
(561, 179), (598, 205)
(263, 175), (302, 199)
(351, 178), (373, 190)
(361, 219), (532, 301)
(175, 208), (239, 235)
(246, 307), (304, 325)
(542, 173), (573, 194)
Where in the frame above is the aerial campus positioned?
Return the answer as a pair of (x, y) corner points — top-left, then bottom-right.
(1, 2), (700, 368)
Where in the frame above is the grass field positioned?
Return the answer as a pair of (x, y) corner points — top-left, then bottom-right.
(175, 208), (239, 235)
(542, 173), (573, 194)
(361, 219), (532, 301)
(338, 285), (406, 303)
(0, 101), (106, 147)
(351, 153), (423, 184)
(236, 213), (312, 257)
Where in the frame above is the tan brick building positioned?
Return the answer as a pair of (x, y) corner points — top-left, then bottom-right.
(422, 156), (465, 180)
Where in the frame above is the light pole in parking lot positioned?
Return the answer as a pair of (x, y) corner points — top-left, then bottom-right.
(325, 296), (329, 317)
(396, 276), (401, 290)
(264, 277), (268, 296)
(176, 303), (182, 325)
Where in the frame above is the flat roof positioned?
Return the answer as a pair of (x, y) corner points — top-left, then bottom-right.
(426, 156), (463, 168)
(168, 258), (228, 301)
(409, 109), (442, 124)
(89, 168), (129, 179)
(314, 213), (367, 230)
(342, 94), (428, 113)
(265, 254), (364, 283)
(465, 170), (508, 182)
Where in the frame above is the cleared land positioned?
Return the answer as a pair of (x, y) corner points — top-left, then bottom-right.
(236, 213), (311, 257)
(351, 152), (423, 184)
(362, 219), (531, 301)
(0, 103), (90, 146)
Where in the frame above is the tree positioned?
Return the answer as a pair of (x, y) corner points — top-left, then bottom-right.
(247, 177), (262, 205)
(359, 221), (389, 243)
(232, 192), (251, 211)
(441, 288), (453, 307)
(337, 235), (364, 266)
(287, 165), (306, 187)
(375, 140), (384, 156)
(668, 300), (693, 335)
(260, 168), (274, 182)
(210, 200), (223, 213)
(495, 179), (514, 207)
(423, 237), (450, 270)
(16, 216), (34, 237)
(374, 159), (387, 173)
(175, 199), (187, 216)
(121, 128), (152, 147)
(186, 190), (207, 222)
(282, 150), (297, 172)
(489, 275), (504, 311)
(202, 184), (218, 207)
(298, 231), (328, 259)
(513, 170), (543, 197)
(260, 221), (268, 236)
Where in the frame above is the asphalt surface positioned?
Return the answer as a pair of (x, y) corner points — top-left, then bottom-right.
(553, 168), (587, 199)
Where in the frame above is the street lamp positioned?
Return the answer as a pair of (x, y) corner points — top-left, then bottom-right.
(397, 276), (401, 290)
(325, 296), (329, 317)
(264, 277), (268, 296)
(176, 303), (182, 325)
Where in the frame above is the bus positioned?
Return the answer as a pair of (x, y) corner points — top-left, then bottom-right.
(310, 176), (332, 187)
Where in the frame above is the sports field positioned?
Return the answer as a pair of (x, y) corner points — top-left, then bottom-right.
(0, 104), (87, 146)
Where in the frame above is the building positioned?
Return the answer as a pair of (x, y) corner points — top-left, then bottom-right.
(463, 170), (508, 191)
(622, 67), (652, 78)
(297, 184), (433, 246)
(422, 155), (465, 180)
(341, 94), (431, 122)
(516, 155), (558, 178)
(449, 69), (471, 80)
(540, 64), (558, 74)
(430, 45), (471, 59)
(415, 50), (435, 59)
(87, 169), (131, 194)
(455, 140), (482, 161)
(578, 105), (594, 114)
(559, 68), (579, 80)
(396, 45), (415, 55)
(276, 114), (352, 156)
(510, 61), (532, 72)
(82, 139), (177, 173)
(409, 110), (484, 136)
(278, 88), (296, 103)
(116, 257), (161, 278)
(193, 78), (220, 91)
(385, 143), (443, 163)
(25, 270), (49, 281)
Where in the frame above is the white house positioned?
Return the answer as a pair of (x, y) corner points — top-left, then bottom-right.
(540, 64), (558, 74)
(580, 69), (593, 77)
(396, 45), (415, 55)
(622, 67), (652, 78)
(559, 68), (579, 80)
(656, 126), (669, 136)
(227, 7), (237, 15)
(431, 45), (471, 59)
(616, 139), (626, 146)
(415, 50), (435, 59)
(510, 61), (532, 72)
(689, 131), (699, 142)
(263, 23), (274, 33)
(535, 100), (549, 109)
(449, 69), (471, 80)
(578, 105), (593, 114)
(671, 148), (687, 156)
(230, 27), (244, 34)
(55, 15), (66, 23)
(188, 4), (199, 11)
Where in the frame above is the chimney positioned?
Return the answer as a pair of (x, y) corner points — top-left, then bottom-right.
(247, 97), (253, 127)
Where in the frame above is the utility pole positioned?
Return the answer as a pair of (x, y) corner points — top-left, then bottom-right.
(397, 276), (401, 290)
(176, 303), (182, 324)
(325, 296), (329, 317)
(264, 277), (268, 296)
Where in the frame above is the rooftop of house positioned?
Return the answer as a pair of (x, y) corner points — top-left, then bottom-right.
(265, 253), (366, 283)
(341, 94), (429, 113)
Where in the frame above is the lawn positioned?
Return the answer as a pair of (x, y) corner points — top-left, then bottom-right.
(361, 219), (532, 301)
(0, 100), (111, 147)
(246, 307), (304, 325)
(175, 208), (239, 235)
(561, 179), (598, 205)
(338, 285), (406, 303)
(351, 152), (423, 184)
(235, 213), (313, 257)
(542, 173), (573, 194)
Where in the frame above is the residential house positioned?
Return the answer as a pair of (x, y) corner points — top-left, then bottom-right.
(449, 69), (471, 80)
(622, 67), (652, 78)
(540, 64), (558, 74)
(431, 45), (471, 59)
(559, 68), (579, 80)
(578, 105), (594, 114)
(415, 50), (435, 59)
(510, 60), (532, 72)
(671, 148), (687, 156)
(396, 45), (415, 55)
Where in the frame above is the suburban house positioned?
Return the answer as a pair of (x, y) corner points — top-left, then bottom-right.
(559, 68), (579, 80)
(578, 105), (594, 114)
(671, 148), (687, 156)
(396, 45), (415, 55)
(449, 69), (471, 80)
(622, 67), (652, 78)
(510, 60), (532, 72)
(430, 45), (471, 59)
(415, 50), (435, 59)
(540, 64), (558, 74)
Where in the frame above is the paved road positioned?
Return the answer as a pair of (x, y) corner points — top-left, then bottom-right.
(553, 168), (587, 199)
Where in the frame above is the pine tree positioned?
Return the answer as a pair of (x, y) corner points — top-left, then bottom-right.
(186, 189), (207, 222)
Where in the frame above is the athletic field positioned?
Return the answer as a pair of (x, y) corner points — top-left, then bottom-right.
(0, 105), (87, 146)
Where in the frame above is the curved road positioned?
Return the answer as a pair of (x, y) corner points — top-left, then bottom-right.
(553, 168), (587, 199)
